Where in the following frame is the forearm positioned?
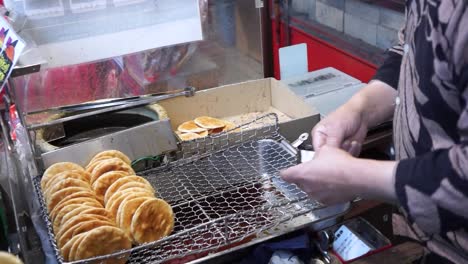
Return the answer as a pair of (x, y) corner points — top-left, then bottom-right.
(348, 157), (398, 203)
(345, 81), (397, 128)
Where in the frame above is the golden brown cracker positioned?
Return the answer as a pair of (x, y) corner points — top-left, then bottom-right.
(222, 120), (237, 132)
(68, 233), (87, 262)
(59, 219), (113, 249)
(177, 120), (207, 133)
(178, 132), (203, 141)
(130, 198), (174, 245)
(92, 171), (128, 202)
(194, 116), (225, 130)
(208, 127), (224, 134)
(107, 190), (154, 219)
(53, 203), (97, 232)
(57, 204), (107, 232)
(85, 157), (113, 173)
(115, 182), (155, 195)
(57, 214), (110, 245)
(47, 187), (93, 212)
(44, 178), (90, 199)
(116, 197), (150, 241)
(61, 233), (86, 261)
(52, 204), (85, 231)
(90, 158), (135, 184)
(104, 176), (153, 204)
(74, 226), (131, 262)
(41, 162), (85, 190)
(79, 207), (113, 220)
(197, 130), (209, 137)
(50, 193), (100, 222)
(44, 170), (91, 191)
(89, 150), (132, 165)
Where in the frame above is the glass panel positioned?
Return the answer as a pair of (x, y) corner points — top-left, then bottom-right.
(7, 0), (204, 68)
(289, 0), (405, 52)
(10, 0), (264, 116)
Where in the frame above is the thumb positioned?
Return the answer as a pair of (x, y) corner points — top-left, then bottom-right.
(313, 124), (344, 149)
(280, 164), (305, 184)
(312, 125), (327, 150)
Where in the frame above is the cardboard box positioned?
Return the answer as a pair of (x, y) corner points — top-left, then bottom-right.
(158, 78), (320, 143)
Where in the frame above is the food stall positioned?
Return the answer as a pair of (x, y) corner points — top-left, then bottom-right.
(0, 0), (406, 263)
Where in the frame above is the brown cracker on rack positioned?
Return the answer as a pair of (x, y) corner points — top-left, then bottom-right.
(208, 127), (224, 134)
(86, 156), (114, 173)
(130, 198), (174, 245)
(50, 194), (101, 221)
(60, 206), (112, 230)
(115, 182), (155, 195)
(74, 226), (131, 263)
(107, 190), (154, 219)
(58, 218), (114, 249)
(92, 171), (129, 202)
(116, 196), (151, 241)
(177, 120), (207, 133)
(57, 214), (112, 246)
(47, 187), (94, 212)
(89, 150), (132, 166)
(41, 162), (85, 190)
(104, 176), (154, 204)
(90, 158), (135, 185)
(194, 116), (226, 130)
(44, 178), (90, 199)
(52, 204), (87, 231)
(68, 233), (87, 262)
(61, 233), (86, 262)
(79, 207), (113, 220)
(222, 120), (238, 132)
(44, 170), (91, 191)
(178, 132), (203, 141)
(53, 203), (99, 231)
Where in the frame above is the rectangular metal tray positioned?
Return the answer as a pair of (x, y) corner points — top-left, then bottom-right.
(32, 114), (345, 264)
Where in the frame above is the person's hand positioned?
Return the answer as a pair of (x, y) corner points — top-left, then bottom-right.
(280, 146), (361, 205)
(312, 100), (368, 156)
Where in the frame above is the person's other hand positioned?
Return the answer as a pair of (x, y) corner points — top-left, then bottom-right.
(312, 103), (368, 156)
(280, 146), (360, 205)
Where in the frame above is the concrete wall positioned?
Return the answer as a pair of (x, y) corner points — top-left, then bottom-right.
(291, 0), (404, 50)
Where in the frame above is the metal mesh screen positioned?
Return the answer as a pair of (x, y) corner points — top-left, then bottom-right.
(32, 114), (323, 263)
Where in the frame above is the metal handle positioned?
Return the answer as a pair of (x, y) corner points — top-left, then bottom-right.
(292, 133), (309, 148)
(27, 87), (197, 130)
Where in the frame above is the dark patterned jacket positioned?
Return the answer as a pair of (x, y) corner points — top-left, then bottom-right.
(373, 0), (468, 263)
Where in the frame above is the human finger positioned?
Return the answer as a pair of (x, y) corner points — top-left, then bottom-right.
(349, 141), (362, 157)
(279, 164), (307, 184)
(341, 140), (351, 152)
(312, 125), (327, 150)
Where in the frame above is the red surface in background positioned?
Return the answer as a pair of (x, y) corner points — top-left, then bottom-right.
(23, 63), (100, 111)
(19, 60), (144, 112)
(271, 20), (378, 82)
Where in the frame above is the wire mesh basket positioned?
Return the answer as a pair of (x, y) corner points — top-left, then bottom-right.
(32, 113), (324, 263)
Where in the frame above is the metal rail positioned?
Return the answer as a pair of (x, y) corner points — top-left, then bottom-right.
(27, 87), (196, 131)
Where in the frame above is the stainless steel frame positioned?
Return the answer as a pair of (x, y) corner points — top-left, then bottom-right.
(33, 114), (349, 264)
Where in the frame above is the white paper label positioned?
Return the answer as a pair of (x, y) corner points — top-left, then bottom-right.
(332, 225), (371, 261)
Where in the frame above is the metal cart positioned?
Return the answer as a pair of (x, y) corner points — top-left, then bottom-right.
(0, 1), (350, 263)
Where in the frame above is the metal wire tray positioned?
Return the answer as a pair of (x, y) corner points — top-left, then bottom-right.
(32, 114), (324, 263)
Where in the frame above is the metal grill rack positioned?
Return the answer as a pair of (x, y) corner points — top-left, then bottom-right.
(33, 113), (324, 263)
